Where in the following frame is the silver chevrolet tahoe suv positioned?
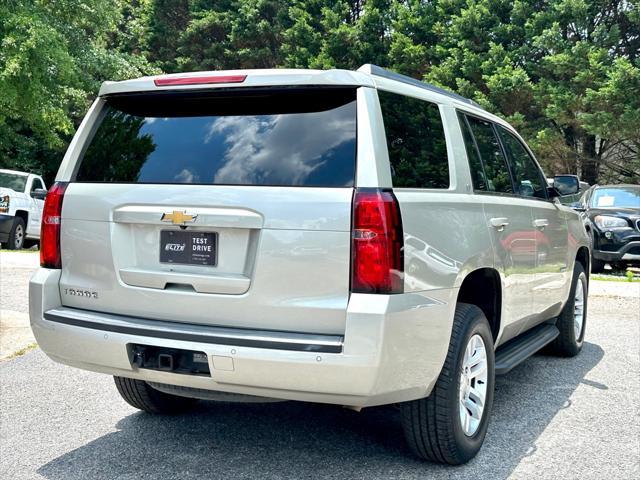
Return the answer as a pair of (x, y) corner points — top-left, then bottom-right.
(30, 65), (590, 464)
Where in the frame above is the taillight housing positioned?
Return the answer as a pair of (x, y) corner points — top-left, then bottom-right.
(40, 182), (68, 269)
(351, 188), (404, 294)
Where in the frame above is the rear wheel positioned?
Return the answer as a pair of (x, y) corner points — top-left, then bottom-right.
(549, 262), (587, 357)
(400, 303), (495, 464)
(114, 376), (198, 414)
(7, 217), (25, 250)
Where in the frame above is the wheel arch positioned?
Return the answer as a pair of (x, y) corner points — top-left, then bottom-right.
(456, 268), (502, 342)
(14, 210), (28, 224)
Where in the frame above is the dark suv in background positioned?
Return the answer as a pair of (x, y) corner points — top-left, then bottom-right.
(574, 185), (640, 272)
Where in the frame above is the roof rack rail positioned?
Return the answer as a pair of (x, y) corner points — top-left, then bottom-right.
(359, 64), (480, 107)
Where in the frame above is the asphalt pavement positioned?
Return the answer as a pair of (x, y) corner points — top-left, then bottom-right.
(0, 252), (638, 479)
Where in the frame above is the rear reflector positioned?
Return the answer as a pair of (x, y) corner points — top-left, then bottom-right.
(154, 75), (247, 87)
(351, 188), (404, 294)
(40, 182), (68, 269)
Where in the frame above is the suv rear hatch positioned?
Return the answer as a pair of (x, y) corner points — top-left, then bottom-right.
(58, 87), (357, 335)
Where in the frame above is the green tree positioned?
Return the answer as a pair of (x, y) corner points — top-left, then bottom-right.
(77, 110), (156, 182)
(1, 0), (638, 185)
(0, 0), (158, 183)
(145, 0), (191, 71)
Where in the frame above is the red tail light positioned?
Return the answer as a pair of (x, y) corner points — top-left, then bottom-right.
(351, 188), (404, 294)
(154, 75), (247, 86)
(40, 182), (68, 269)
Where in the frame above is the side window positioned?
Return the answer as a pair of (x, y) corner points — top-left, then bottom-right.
(465, 116), (514, 194)
(457, 112), (488, 191)
(497, 127), (548, 199)
(378, 90), (449, 189)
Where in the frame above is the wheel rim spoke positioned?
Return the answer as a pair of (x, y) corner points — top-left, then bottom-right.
(464, 398), (482, 419)
(470, 361), (487, 378)
(462, 408), (471, 432)
(468, 386), (485, 408)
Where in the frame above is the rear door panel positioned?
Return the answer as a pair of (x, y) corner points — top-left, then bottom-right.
(481, 195), (536, 341)
(530, 201), (570, 320)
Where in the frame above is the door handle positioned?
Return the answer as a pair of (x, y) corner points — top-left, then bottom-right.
(490, 217), (509, 231)
(533, 218), (549, 229)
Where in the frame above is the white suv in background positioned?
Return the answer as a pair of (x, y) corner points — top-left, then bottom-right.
(30, 65), (590, 464)
(0, 169), (47, 249)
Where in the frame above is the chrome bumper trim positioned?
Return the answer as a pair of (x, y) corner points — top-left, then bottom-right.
(43, 307), (344, 354)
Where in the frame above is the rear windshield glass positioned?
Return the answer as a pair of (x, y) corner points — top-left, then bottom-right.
(75, 88), (357, 187)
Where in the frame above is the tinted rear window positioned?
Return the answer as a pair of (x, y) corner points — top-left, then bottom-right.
(75, 88), (357, 187)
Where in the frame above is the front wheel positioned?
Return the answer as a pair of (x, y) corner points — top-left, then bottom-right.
(7, 217), (25, 250)
(549, 262), (588, 357)
(400, 303), (495, 464)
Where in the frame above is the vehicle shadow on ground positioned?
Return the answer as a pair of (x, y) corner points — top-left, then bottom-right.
(38, 342), (604, 480)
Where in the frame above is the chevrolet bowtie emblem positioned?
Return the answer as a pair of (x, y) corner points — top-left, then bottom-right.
(161, 210), (197, 225)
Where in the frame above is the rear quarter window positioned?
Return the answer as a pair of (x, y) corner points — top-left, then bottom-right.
(378, 90), (449, 189)
(75, 88), (357, 187)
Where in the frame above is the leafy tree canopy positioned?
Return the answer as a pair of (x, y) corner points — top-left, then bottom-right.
(0, 0), (158, 180)
(1, 0), (638, 184)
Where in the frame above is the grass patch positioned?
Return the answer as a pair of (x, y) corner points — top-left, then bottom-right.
(591, 275), (640, 283)
(0, 248), (39, 253)
(4, 343), (38, 360)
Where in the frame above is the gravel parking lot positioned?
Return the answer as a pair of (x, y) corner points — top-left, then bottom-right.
(1, 251), (638, 479)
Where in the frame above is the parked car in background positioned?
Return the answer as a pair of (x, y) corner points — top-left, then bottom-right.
(30, 65), (590, 465)
(572, 184), (640, 272)
(0, 169), (47, 250)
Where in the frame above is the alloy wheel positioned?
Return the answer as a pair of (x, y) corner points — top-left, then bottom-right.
(459, 334), (488, 436)
(14, 224), (24, 249)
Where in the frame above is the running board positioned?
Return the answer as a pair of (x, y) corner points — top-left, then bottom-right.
(495, 324), (559, 375)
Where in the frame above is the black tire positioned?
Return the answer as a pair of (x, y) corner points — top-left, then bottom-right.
(7, 217), (25, 250)
(114, 376), (198, 414)
(549, 262), (587, 357)
(400, 303), (495, 464)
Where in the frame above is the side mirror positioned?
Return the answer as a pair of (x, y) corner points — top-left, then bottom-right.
(552, 175), (580, 196)
(570, 202), (586, 212)
(31, 188), (47, 200)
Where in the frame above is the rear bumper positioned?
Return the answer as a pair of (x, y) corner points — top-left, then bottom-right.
(30, 268), (456, 407)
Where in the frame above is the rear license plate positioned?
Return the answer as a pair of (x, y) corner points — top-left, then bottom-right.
(160, 230), (217, 266)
